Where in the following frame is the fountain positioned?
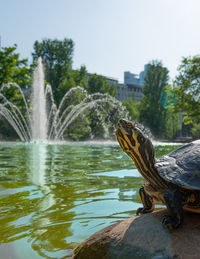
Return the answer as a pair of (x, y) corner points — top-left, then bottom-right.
(0, 58), (128, 141)
(32, 57), (47, 140)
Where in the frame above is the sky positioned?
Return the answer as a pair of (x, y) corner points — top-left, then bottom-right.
(1, 0), (200, 82)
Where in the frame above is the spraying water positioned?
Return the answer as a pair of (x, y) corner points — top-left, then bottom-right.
(0, 58), (128, 141)
(32, 57), (47, 140)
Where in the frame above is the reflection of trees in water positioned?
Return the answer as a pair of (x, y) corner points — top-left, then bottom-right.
(0, 144), (128, 256)
(0, 145), (129, 249)
(0, 184), (77, 257)
(0, 144), (77, 257)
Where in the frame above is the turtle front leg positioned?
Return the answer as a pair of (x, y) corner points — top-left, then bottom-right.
(136, 185), (154, 215)
(162, 188), (183, 229)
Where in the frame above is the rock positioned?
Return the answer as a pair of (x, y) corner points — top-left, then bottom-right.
(73, 210), (200, 259)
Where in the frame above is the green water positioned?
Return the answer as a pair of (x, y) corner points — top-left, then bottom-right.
(0, 142), (180, 259)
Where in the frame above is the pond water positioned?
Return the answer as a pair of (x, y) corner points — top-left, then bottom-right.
(0, 142), (180, 259)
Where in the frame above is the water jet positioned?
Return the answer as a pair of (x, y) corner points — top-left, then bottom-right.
(0, 58), (128, 141)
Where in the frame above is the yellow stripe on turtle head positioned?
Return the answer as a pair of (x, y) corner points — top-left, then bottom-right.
(116, 119), (167, 189)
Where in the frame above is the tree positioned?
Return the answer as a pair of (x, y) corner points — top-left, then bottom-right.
(32, 38), (74, 102)
(139, 60), (169, 137)
(55, 66), (88, 103)
(0, 44), (30, 88)
(122, 98), (139, 121)
(160, 86), (180, 139)
(0, 45), (31, 140)
(175, 55), (200, 124)
(71, 65), (88, 88)
(87, 74), (115, 96)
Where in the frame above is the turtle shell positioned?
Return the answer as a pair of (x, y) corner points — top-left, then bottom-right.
(156, 140), (200, 190)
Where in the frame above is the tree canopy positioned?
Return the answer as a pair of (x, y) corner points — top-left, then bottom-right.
(0, 44), (30, 88)
(122, 98), (139, 121)
(32, 38), (74, 102)
(139, 60), (169, 137)
(55, 65), (88, 103)
(87, 74), (115, 96)
(175, 55), (200, 124)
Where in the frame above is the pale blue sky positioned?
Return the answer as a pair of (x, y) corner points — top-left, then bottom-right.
(1, 0), (200, 82)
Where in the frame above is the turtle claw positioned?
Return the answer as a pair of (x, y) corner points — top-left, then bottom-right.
(136, 207), (144, 215)
(136, 207), (153, 215)
(162, 215), (180, 229)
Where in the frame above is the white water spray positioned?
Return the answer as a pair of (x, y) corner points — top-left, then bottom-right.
(0, 58), (128, 141)
(31, 57), (47, 140)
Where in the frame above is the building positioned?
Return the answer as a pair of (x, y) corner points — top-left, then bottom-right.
(126, 84), (143, 102)
(105, 76), (119, 85)
(109, 65), (148, 102)
(115, 83), (128, 100)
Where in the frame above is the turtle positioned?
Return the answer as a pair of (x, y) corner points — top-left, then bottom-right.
(115, 118), (200, 229)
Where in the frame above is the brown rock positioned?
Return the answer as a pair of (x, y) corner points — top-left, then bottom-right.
(73, 210), (200, 259)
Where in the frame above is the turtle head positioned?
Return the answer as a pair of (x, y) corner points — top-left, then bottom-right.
(116, 119), (155, 174)
(116, 119), (167, 188)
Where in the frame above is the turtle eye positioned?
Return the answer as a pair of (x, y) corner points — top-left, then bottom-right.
(126, 122), (133, 128)
(138, 134), (145, 144)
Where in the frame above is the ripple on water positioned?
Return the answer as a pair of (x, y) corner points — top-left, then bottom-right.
(0, 142), (179, 258)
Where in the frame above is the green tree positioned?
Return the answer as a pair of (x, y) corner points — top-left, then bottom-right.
(71, 65), (88, 88)
(0, 44), (30, 88)
(32, 38), (74, 102)
(139, 60), (169, 137)
(160, 86), (181, 139)
(55, 65), (88, 102)
(0, 45), (31, 140)
(175, 55), (200, 124)
(87, 74), (115, 96)
(191, 122), (200, 139)
(122, 98), (139, 121)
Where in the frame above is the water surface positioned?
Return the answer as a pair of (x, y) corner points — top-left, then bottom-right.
(0, 142), (180, 258)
